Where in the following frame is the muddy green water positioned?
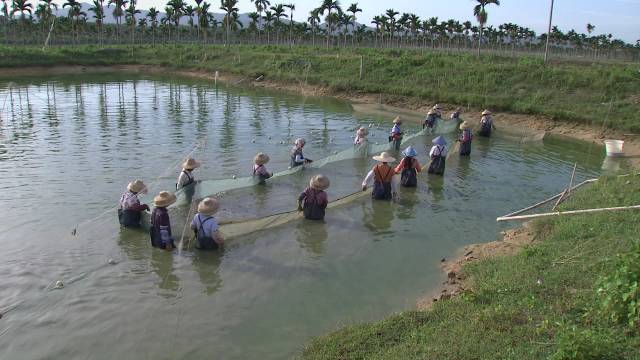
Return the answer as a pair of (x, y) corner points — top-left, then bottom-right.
(0, 74), (620, 359)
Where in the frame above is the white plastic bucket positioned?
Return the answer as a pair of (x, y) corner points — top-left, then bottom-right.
(604, 140), (624, 157)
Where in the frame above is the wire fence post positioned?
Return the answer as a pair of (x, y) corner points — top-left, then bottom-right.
(359, 55), (364, 80)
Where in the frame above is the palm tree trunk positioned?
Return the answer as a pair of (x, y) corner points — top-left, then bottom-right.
(477, 24), (483, 57)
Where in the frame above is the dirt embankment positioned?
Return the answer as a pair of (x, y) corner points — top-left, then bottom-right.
(417, 223), (538, 310)
(2, 64), (639, 161)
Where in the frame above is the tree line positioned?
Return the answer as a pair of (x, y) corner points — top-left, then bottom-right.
(1, 0), (638, 61)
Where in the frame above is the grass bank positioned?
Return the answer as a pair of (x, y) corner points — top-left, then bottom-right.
(301, 174), (640, 359)
(1, 44), (639, 131)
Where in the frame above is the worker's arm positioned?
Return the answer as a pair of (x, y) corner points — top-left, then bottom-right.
(361, 170), (374, 190)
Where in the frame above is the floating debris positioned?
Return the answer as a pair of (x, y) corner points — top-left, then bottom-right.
(251, 139), (256, 143)
(368, 123), (373, 128)
(107, 258), (117, 265)
(54, 280), (64, 289)
(232, 175), (237, 179)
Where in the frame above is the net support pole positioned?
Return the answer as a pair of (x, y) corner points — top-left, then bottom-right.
(497, 205), (640, 222)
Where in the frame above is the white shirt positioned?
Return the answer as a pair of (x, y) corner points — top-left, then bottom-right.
(177, 170), (194, 189)
(362, 169), (399, 193)
(429, 145), (448, 157)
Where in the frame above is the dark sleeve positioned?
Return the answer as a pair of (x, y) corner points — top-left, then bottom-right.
(298, 189), (307, 202)
(318, 191), (328, 208)
(129, 203), (147, 211)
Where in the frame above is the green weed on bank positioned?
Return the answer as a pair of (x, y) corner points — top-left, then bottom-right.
(1, 44), (639, 131)
(301, 174), (640, 359)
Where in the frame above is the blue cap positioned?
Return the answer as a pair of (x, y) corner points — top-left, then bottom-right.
(432, 136), (447, 145)
(402, 146), (417, 157)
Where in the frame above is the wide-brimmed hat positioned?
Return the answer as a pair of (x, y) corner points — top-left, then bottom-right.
(482, 109), (492, 116)
(127, 179), (147, 194)
(459, 121), (470, 130)
(427, 109), (437, 116)
(294, 138), (306, 147)
(373, 151), (396, 163)
(432, 136), (447, 146)
(357, 127), (369, 137)
(254, 152), (270, 165)
(182, 158), (201, 170)
(392, 116), (402, 124)
(402, 146), (417, 157)
(198, 197), (219, 216)
(310, 174), (330, 190)
(153, 191), (177, 207)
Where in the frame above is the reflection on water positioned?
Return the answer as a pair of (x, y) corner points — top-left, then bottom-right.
(0, 73), (606, 360)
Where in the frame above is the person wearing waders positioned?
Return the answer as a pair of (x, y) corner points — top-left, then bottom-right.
(290, 138), (312, 168)
(118, 179), (150, 228)
(427, 136), (448, 175)
(190, 197), (224, 250)
(423, 109), (438, 133)
(150, 191), (177, 251)
(252, 152), (273, 185)
(176, 157), (200, 189)
(450, 108), (462, 122)
(298, 174), (330, 221)
(395, 146), (422, 188)
(478, 109), (496, 137)
(389, 116), (403, 151)
(459, 121), (473, 156)
(354, 126), (369, 145)
(362, 152), (398, 200)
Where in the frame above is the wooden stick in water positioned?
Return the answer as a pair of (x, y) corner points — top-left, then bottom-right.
(500, 179), (596, 218)
(497, 205), (640, 222)
(552, 163), (578, 211)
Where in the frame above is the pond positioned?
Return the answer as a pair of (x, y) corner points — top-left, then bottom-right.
(0, 73), (609, 359)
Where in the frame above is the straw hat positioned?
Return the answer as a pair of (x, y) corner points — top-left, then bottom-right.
(459, 121), (470, 130)
(197, 197), (219, 216)
(372, 151), (396, 163)
(433, 104), (443, 110)
(357, 127), (369, 137)
(432, 135), (447, 146)
(310, 174), (330, 190)
(482, 109), (492, 116)
(127, 179), (147, 194)
(294, 138), (306, 147)
(153, 191), (177, 207)
(182, 158), (201, 170)
(402, 146), (417, 157)
(427, 109), (437, 116)
(254, 152), (270, 165)
(392, 116), (402, 124)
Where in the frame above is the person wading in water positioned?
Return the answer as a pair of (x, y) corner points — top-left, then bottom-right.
(362, 152), (398, 200)
(252, 152), (273, 185)
(290, 138), (312, 168)
(478, 109), (496, 137)
(118, 179), (150, 228)
(459, 121), (473, 156)
(298, 174), (330, 221)
(427, 136), (448, 175)
(395, 146), (422, 188)
(190, 197), (224, 250)
(150, 191), (177, 251)
(389, 116), (403, 151)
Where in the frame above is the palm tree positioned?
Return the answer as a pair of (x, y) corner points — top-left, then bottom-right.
(198, 1), (211, 43)
(347, 3), (361, 46)
(263, 10), (274, 43)
(167, 0), (185, 40)
(254, 0), (270, 42)
(371, 15), (383, 47)
(88, 0), (104, 44)
(108, 0), (127, 41)
(319, 0), (340, 48)
(284, 3), (294, 45)
(125, 0), (140, 44)
(248, 11), (259, 40)
(147, 7), (159, 44)
(307, 8), (320, 46)
(220, 0), (239, 46)
(63, 0), (85, 43)
(12, 0), (32, 25)
(474, 0), (500, 56)
(384, 9), (398, 47)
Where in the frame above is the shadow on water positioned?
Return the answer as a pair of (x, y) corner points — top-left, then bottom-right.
(295, 219), (328, 257)
(191, 251), (223, 295)
(362, 199), (395, 237)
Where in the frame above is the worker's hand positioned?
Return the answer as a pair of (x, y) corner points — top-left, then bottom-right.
(304, 159), (313, 164)
(392, 192), (398, 199)
(297, 200), (303, 212)
(142, 204), (150, 211)
(362, 185), (367, 192)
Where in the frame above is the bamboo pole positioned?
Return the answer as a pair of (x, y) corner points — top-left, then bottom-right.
(552, 162), (578, 211)
(497, 205), (640, 222)
(500, 179), (597, 218)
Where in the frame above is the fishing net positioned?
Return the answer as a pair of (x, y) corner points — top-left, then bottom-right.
(217, 189), (372, 240)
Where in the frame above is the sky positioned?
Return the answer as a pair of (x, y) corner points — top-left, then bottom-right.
(56, 0), (640, 43)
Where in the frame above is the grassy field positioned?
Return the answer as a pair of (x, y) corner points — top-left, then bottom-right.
(1, 44), (639, 131)
(300, 174), (640, 359)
